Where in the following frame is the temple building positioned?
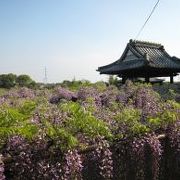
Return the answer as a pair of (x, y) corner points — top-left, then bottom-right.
(97, 39), (180, 83)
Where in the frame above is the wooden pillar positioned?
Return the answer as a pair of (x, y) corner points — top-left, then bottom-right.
(122, 77), (126, 84)
(170, 76), (174, 84)
(145, 77), (149, 83)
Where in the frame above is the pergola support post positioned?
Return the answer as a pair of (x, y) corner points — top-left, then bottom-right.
(145, 77), (149, 83)
(122, 76), (126, 84)
(122, 77), (125, 84)
(170, 76), (174, 84)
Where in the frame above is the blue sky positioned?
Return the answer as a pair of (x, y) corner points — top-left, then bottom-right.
(0, 0), (180, 82)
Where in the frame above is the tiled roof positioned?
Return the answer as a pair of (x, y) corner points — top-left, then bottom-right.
(99, 59), (145, 74)
(131, 40), (180, 69)
(98, 39), (180, 75)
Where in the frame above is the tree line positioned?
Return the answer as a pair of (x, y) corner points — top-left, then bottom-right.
(0, 74), (36, 88)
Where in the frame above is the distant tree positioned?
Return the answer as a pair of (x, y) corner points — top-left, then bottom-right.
(0, 73), (17, 88)
(108, 75), (119, 86)
(28, 80), (36, 88)
(61, 80), (72, 88)
(16, 74), (35, 87)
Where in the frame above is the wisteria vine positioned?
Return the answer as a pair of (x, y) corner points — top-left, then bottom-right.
(0, 81), (179, 179)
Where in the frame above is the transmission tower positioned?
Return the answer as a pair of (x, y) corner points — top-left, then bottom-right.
(44, 67), (48, 84)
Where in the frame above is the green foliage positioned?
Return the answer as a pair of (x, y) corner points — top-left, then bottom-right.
(115, 108), (141, 124)
(0, 73), (17, 89)
(131, 123), (149, 135)
(115, 108), (150, 136)
(108, 75), (119, 86)
(0, 88), (7, 96)
(44, 121), (78, 150)
(16, 74), (35, 87)
(0, 81), (179, 152)
(147, 117), (162, 129)
(0, 101), (38, 144)
(18, 100), (37, 116)
(148, 110), (178, 129)
(61, 79), (92, 90)
(0, 73), (36, 89)
(83, 97), (96, 112)
(15, 124), (38, 139)
(60, 102), (112, 139)
(107, 102), (124, 114)
(166, 100), (180, 109)
(93, 81), (107, 92)
(0, 108), (26, 127)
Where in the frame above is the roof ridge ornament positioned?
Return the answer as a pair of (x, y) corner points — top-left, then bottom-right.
(144, 53), (149, 61)
(129, 39), (162, 47)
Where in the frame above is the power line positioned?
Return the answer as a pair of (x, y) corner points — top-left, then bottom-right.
(135, 0), (160, 39)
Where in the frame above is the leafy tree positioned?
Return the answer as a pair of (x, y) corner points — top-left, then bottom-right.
(0, 73), (36, 88)
(0, 73), (17, 88)
(108, 75), (119, 86)
(16, 74), (35, 87)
